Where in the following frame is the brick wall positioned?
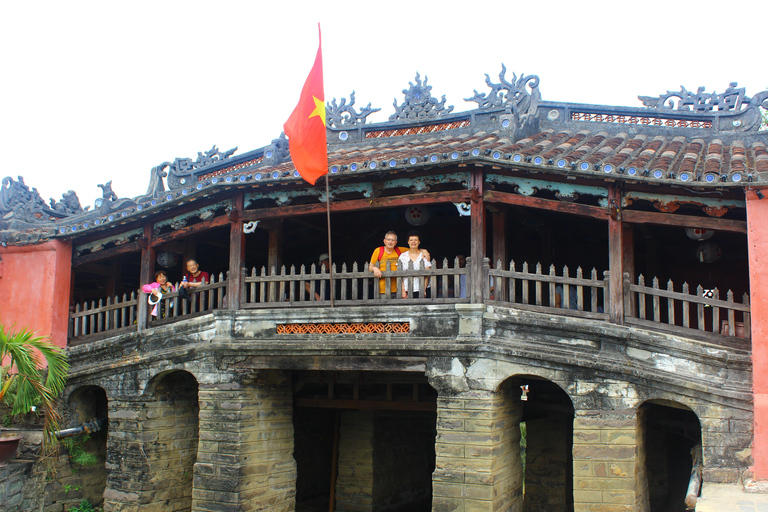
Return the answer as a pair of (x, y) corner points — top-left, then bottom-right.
(193, 372), (297, 512)
(432, 389), (523, 512)
(572, 409), (638, 512)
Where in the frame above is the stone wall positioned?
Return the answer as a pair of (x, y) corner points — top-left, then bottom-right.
(193, 371), (297, 512)
(432, 388), (523, 512)
(0, 460), (42, 512)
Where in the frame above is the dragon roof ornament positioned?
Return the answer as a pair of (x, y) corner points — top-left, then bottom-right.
(465, 64), (541, 116)
(0, 176), (88, 226)
(389, 73), (454, 121)
(166, 145), (238, 190)
(639, 82), (768, 113)
(326, 91), (381, 128)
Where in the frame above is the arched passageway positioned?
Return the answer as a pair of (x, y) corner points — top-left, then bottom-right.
(145, 370), (200, 512)
(292, 371), (437, 512)
(637, 400), (702, 512)
(65, 385), (109, 507)
(513, 377), (574, 512)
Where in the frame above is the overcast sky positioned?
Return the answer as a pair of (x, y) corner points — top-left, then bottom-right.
(2, 1), (765, 207)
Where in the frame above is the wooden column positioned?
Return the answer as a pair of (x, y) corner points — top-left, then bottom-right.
(622, 223), (635, 317)
(137, 221), (154, 331)
(607, 184), (624, 324)
(228, 193), (245, 310)
(491, 206), (507, 269)
(267, 219), (283, 271)
(469, 168), (486, 302)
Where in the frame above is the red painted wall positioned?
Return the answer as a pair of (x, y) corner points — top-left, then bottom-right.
(0, 240), (72, 352)
(747, 189), (768, 479)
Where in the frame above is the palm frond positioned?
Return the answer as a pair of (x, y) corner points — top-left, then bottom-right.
(0, 324), (69, 456)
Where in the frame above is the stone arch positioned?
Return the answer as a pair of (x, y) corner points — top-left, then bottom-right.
(636, 399), (702, 512)
(142, 369), (200, 512)
(63, 385), (109, 508)
(500, 375), (575, 512)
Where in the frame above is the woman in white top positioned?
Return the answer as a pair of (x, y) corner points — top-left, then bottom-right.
(399, 231), (431, 298)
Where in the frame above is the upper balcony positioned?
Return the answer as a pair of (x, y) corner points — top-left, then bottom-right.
(1, 71), (760, 355)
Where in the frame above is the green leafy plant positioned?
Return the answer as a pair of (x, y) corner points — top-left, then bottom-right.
(62, 434), (98, 468)
(63, 484), (81, 494)
(0, 325), (69, 455)
(68, 499), (102, 512)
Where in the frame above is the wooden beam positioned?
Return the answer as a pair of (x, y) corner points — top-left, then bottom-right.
(485, 190), (607, 220)
(486, 188), (747, 233)
(72, 240), (141, 267)
(294, 397), (436, 412)
(149, 214), (230, 247)
(241, 190), (471, 221)
(227, 355), (427, 372)
(622, 209), (747, 233)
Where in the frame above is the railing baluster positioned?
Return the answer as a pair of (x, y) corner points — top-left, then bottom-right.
(129, 293), (136, 326)
(637, 275), (646, 319)
(74, 303), (81, 337)
(591, 268), (599, 314)
(682, 282), (690, 328)
(727, 290), (736, 336)
(696, 285), (705, 331)
(743, 293), (751, 340)
(535, 263), (542, 306)
(89, 300), (96, 334)
(652, 277), (660, 322)
(522, 262), (530, 305)
(278, 265), (286, 304)
(351, 262), (359, 300)
(548, 264), (556, 307)
(249, 267), (257, 304)
(362, 260), (370, 300)
(667, 280), (676, 326)
(509, 260), (516, 303)
(218, 272), (225, 309)
(712, 288), (720, 334)
(577, 267), (584, 312)
(563, 266), (571, 310)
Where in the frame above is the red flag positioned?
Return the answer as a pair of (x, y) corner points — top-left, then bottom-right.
(283, 26), (327, 185)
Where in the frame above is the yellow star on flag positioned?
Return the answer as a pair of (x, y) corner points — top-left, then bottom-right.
(309, 95), (326, 127)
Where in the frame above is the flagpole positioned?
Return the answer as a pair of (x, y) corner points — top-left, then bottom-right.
(325, 173), (334, 308)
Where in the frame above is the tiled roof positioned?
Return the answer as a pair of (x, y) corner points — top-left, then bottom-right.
(235, 128), (766, 187)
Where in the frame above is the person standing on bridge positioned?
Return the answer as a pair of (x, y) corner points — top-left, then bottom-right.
(369, 231), (408, 298)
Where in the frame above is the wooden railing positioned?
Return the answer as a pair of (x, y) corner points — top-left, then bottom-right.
(485, 259), (609, 319)
(148, 272), (228, 323)
(624, 274), (751, 342)
(68, 259), (751, 347)
(69, 274), (228, 340)
(70, 293), (139, 339)
(242, 258), (469, 307)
